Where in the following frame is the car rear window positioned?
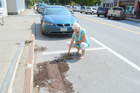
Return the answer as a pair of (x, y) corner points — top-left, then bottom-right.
(98, 7), (105, 10)
(92, 8), (96, 10)
(81, 6), (86, 9)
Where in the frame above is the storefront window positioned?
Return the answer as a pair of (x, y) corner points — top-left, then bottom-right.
(125, 5), (134, 14)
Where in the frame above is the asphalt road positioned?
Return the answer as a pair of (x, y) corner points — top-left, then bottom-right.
(34, 13), (140, 93)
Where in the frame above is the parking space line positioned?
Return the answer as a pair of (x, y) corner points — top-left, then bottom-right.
(90, 37), (140, 72)
(42, 47), (106, 55)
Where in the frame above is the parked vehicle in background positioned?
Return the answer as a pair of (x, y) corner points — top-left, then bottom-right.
(97, 7), (109, 17)
(85, 7), (98, 14)
(41, 5), (77, 35)
(92, 7), (98, 14)
(107, 7), (125, 19)
(72, 6), (81, 12)
(65, 5), (73, 11)
(80, 6), (87, 13)
(36, 3), (48, 14)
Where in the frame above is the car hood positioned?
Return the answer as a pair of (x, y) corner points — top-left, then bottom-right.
(43, 15), (77, 24)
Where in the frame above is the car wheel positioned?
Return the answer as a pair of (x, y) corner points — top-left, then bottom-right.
(108, 16), (110, 19)
(111, 16), (114, 20)
(41, 24), (46, 35)
(122, 17), (125, 20)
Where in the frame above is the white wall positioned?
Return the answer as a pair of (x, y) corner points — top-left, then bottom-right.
(0, 0), (7, 16)
(6, 0), (25, 14)
(6, 0), (17, 14)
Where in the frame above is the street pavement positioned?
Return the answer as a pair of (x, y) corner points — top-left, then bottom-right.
(34, 12), (140, 93)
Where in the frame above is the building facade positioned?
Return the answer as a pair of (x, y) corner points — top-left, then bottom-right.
(117, 0), (140, 18)
(0, 0), (25, 16)
(101, 0), (118, 8)
(101, 0), (140, 18)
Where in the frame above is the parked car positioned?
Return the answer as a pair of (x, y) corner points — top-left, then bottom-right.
(80, 6), (87, 13)
(85, 7), (98, 14)
(36, 3), (48, 14)
(41, 5), (78, 35)
(107, 7), (125, 19)
(72, 6), (81, 12)
(97, 7), (109, 17)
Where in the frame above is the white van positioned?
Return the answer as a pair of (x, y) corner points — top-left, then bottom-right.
(107, 7), (126, 19)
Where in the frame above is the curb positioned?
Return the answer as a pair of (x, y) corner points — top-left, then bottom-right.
(126, 18), (140, 22)
(24, 22), (36, 93)
(24, 34), (35, 93)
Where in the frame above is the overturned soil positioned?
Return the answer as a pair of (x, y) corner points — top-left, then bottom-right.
(34, 53), (79, 93)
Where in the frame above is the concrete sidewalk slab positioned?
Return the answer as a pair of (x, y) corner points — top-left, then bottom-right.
(0, 9), (38, 93)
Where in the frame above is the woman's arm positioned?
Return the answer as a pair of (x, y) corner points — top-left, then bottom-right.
(68, 37), (75, 55)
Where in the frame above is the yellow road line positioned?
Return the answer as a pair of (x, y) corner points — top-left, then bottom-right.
(77, 15), (140, 35)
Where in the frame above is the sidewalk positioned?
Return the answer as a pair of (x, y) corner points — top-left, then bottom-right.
(0, 9), (38, 93)
(126, 17), (140, 22)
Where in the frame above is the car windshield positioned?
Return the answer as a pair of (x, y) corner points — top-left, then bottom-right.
(113, 8), (123, 10)
(87, 7), (91, 9)
(81, 6), (86, 9)
(44, 7), (71, 15)
(98, 7), (105, 10)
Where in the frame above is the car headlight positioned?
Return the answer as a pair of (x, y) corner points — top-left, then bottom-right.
(43, 22), (54, 26)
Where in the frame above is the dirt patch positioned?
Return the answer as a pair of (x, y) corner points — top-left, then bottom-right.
(34, 53), (79, 93)
(25, 40), (32, 45)
(34, 45), (47, 52)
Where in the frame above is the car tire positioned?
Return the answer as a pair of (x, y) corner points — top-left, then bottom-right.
(108, 16), (110, 19)
(110, 16), (114, 20)
(41, 24), (46, 35)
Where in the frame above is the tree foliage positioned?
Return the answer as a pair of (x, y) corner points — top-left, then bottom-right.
(31, 0), (101, 6)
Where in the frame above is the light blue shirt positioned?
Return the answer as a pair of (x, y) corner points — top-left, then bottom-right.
(72, 28), (90, 47)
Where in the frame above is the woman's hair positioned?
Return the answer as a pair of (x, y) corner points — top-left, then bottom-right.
(72, 23), (81, 29)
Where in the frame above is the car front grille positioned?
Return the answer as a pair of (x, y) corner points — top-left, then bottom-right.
(57, 24), (71, 27)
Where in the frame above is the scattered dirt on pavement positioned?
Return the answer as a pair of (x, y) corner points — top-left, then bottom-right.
(34, 45), (47, 52)
(34, 53), (80, 93)
(25, 40), (32, 45)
